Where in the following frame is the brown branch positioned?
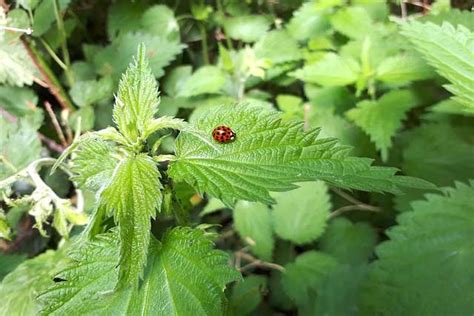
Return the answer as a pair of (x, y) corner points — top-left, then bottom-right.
(235, 251), (285, 273)
(329, 187), (381, 219)
(38, 134), (65, 153)
(44, 101), (68, 147)
(21, 39), (74, 112)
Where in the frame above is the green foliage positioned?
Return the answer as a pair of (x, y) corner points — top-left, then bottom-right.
(401, 21), (474, 113)
(113, 44), (160, 143)
(402, 123), (474, 186)
(281, 251), (338, 309)
(361, 181), (474, 315)
(229, 276), (267, 315)
(234, 201), (274, 260)
(0, 254), (26, 280)
(1, 1), (472, 315)
(69, 77), (113, 107)
(254, 30), (303, 64)
(319, 218), (378, 265)
(0, 249), (68, 315)
(0, 117), (41, 179)
(347, 90), (419, 161)
(177, 66), (226, 97)
(169, 105), (434, 206)
(292, 53), (360, 86)
(39, 227), (240, 315)
(330, 6), (373, 39)
(272, 181), (331, 245)
(375, 54), (435, 84)
(101, 154), (162, 287)
(223, 15), (271, 43)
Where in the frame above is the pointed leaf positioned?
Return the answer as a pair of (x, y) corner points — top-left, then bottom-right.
(39, 227), (240, 315)
(168, 105), (435, 206)
(101, 154), (162, 287)
(113, 44), (160, 142)
(346, 90), (419, 161)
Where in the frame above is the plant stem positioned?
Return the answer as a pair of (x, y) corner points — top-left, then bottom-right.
(198, 22), (210, 64)
(22, 39), (75, 111)
(53, 0), (73, 86)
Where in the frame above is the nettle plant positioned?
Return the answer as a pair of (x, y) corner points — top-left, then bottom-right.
(31, 44), (435, 313)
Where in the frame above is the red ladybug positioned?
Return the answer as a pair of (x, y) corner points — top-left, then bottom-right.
(212, 125), (236, 143)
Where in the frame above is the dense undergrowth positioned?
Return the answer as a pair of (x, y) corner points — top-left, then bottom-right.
(0, 0), (473, 315)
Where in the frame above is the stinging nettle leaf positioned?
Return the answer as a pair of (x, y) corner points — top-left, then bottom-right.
(234, 201), (274, 260)
(400, 21), (474, 113)
(168, 105), (435, 206)
(0, 249), (69, 315)
(346, 90), (419, 162)
(281, 251), (339, 308)
(272, 181), (331, 245)
(361, 181), (474, 315)
(113, 43), (160, 143)
(69, 137), (118, 192)
(223, 15), (271, 43)
(39, 227), (240, 315)
(291, 53), (361, 87)
(101, 154), (162, 287)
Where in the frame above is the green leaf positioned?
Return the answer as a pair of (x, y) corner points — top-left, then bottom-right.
(0, 85), (39, 118)
(69, 76), (114, 107)
(101, 154), (162, 287)
(376, 54), (435, 84)
(314, 264), (369, 316)
(177, 66), (226, 97)
(141, 5), (180, 42)
(0, 35), (36, 87)
(292, 53), (361, 86)
(319, 218), (378, 265)
(229, 276), (267, 315)
(0, 210), (10, 240)
(281, 251), (338, 307)
(163, 65), (192, 96)
(330, 6), (373, 39)
(68, 105), (95, 131)
(69, 137), (118, 191)
(113, 43), (159, 142)
(287, 2), (331, 41)
(0, 254), (26, 280)
(39, 227), (240, 315)
(223, 15), (271, 43)
(347, 90), (419, 161)
(254, 30), (303, 64)
(361, 181), (474, 315)
(94, 32), (185, 81)
(234, 201), (274, 260)
(272, 181), (331, 245)
(32, 0), (70, 36)
(420, 9), (474, 31)
(107, 0), (146, 39)
(401, 21), (474, 112)
(402, 123), (474, 186)
(0, 117), (41, 179)
(0, 249), (68, 315)
(168, 105), (434, 206)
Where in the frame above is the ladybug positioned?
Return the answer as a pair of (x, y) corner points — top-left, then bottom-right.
(212, 125), (236, 143)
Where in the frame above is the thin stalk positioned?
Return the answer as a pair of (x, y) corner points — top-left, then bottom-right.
(22, 39), (75, 111)
(40, 38), (68, 70)
(216, 0), (234, 50)
(198, 22), (210, 64)
(53, 0), (74, 86)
